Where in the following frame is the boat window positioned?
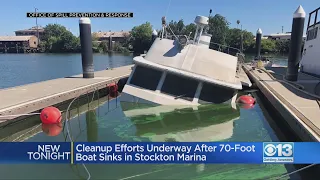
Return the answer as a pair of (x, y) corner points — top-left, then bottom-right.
(198, 82), (235, 104)
(129, 65), (162, 91)
(307, 27), (318, 41)
(161, 73), (198, 101)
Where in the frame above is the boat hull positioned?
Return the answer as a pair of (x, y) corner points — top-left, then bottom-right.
(120, 84), (238, 107)
(118, 101), (240, 142)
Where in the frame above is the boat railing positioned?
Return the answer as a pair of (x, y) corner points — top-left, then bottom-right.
(209, 42), (242, 56)
(236, 53), (246, 73)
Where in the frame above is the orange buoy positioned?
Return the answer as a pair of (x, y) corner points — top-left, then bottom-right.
(42, 122), (63, 136)
(237, 95), (255, 105)
(239, 103), (255, 109)
(40, 107), (62, 124)
(107, 83), (119, 98)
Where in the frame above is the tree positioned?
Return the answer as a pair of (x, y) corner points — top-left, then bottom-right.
(98, 41), (108, 53)
(182, 23), (197, 37)
(130, 22), (153, 54)
(168, 19), (184, 35)
(208, 14), (230, 47)
(42, 24), (80, 53)
(275, 40), (290, 53)
(261, 39), (276, 53)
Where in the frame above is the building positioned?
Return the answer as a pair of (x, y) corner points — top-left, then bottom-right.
(0, 36), (39, 53)
(263, 33), (306, 41)
(15, 26), (45, 39)
(92, 30), (130, 43)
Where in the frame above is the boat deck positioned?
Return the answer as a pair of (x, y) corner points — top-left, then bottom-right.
(238, 67), (252, 87)
(0, 65), (133, 122)
(243, 65), (320, 141)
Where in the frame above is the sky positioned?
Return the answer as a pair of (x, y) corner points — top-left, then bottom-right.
(1, 0), (319, 36)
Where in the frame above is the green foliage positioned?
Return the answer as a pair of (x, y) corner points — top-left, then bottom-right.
(261, 39), (276, 53)
(168, 19), (185, 35)
(113, 42), (130, 53)
(146, 14), (292, 55)
(208, 14), (230, 46)
(183, 23), (197, 36)
(98, 41), (109, 53)
(275, 40), (290, 53)
(42, 24), (80, 53)
(130, 22), (153, 54)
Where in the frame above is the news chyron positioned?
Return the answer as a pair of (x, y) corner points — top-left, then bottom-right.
(26, 12), (134, 18)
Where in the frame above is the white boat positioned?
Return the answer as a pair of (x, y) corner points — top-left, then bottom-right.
(120, 15), (251, 107)
(300, 7), (320, 77)
(119, 102), (240, 142)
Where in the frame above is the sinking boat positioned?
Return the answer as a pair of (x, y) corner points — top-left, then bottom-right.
(120, 15), (251, 106)
(119, 102), (240, 142)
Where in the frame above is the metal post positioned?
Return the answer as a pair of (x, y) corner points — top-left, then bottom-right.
(255, 28), (262, 60)
(285, 5), (306, 81)
(79, 18), (94, 78)
(240, 25), (243, 52)
(193, 26), (199, 44)
(109, 36), (112, 51)
(35, 8), (39, 45)
(152, 29), (157, 42)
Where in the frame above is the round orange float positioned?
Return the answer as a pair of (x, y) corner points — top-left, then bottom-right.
(40, 107), (62, 124)
(42, 122), (63, 136)
(237, 95), (255, 104)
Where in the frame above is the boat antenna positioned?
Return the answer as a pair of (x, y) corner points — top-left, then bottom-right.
(161, 0), (172, 39)
(205, 9), (212, 33)
(161, 16), (167, 39)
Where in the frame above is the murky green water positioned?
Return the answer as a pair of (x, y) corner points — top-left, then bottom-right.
(0, 53), (300, 179)
(0, 93), (301, 180)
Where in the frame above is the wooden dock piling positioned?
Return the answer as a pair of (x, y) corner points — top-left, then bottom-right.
(79, 18), (94, 78)
(286, 5), (306, 81)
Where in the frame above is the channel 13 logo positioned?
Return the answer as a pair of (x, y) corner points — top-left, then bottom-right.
(263, 142), (294, 163)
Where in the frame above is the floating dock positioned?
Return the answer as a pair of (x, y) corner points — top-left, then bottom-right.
(243, 65), (320, 141)
(0, 65), (133, 123)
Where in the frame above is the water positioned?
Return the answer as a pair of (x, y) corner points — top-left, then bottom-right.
(0, 53), (302, 179)
(0, 53), (133, 89)
(245, 53), (288, 66)
(0, 94), (302, 179)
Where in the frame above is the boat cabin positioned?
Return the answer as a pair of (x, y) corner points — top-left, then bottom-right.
(121, 15), (248, 107)
(300, 7), (320, 77)
(122, 64), (238, 106)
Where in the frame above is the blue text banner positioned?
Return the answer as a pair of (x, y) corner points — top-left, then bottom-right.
(0, 142), (319, 164)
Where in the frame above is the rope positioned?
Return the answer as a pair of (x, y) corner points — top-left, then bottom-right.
(165, 0), (172, 17)
(273, 164), (317, 180)
(0, 113), (41, 118)
(167, 25), (179, 41)
(259, 68), (320, 100)
(64, 89), (100, 180)
(251, 66), (320, 179)
(11, 124), (42, 142)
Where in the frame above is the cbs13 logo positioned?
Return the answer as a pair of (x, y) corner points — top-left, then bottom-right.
(263, 143), (293, 157)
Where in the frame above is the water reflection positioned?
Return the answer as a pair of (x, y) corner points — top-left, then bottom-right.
(86, 110), (98, 142)
(120, 102), (240, 142)
(41, 122), (63, 137)
(0, 96), (297, 179)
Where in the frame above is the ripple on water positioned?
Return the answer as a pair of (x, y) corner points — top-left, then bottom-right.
(0, 95), (295, 179)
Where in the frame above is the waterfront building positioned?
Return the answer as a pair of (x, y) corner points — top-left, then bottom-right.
(0, 36), (39, 53)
